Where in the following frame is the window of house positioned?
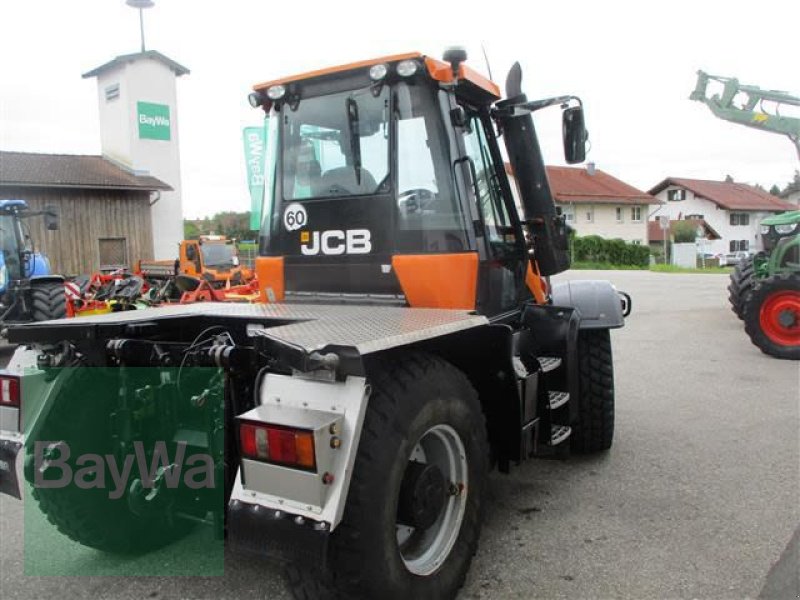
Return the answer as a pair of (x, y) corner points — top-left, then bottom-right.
(99, 237), (128, 270)
(729, 239), (750, 252)
(631, 239), (642, 245)
(686, 213), (704, 220)
(631, 206), (642, 222)
(585, 206), (594, 223)
(667, 189), (686, 201)
(561, 207), (575, 223)
(616, 207), (624, 223)
(730, 212), (750, 226)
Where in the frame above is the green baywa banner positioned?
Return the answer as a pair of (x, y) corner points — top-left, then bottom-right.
(243, 126), (268, 230)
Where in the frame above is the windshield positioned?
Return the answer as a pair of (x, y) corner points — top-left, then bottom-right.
(0, 214), (21, 279)
(281, 85), (390, 200)
(201, 243), (236, 267)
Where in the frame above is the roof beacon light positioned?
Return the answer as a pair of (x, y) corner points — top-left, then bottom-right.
(396, 60), (418, 78)
(267, 85), (286, 101)
(369, 63), (388, 81)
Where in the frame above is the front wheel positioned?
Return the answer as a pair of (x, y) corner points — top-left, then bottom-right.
(30, 280), (66, 321)
(743, 274), (800, 360)
(571, 328), (615, 454)
(288, 352), (488, 600)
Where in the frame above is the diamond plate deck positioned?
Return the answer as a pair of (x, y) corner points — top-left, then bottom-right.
(18, 302), (489, 355)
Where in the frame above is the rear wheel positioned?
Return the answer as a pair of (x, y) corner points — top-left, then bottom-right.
(743, 274), (800, 360)
(288, 352), (488, 600)
(30, 280), (66, 321)
(25, 369), (193, 553)
(571, 329), (615, 454)
(728, 257), (755, 320)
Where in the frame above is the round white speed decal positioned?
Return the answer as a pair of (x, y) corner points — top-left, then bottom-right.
(283, 203), (308, 231)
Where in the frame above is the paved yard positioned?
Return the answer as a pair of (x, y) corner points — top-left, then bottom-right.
(1, 270), (797, 599)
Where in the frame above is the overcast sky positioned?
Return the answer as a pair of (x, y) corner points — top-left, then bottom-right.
(1, 0), (798, 218)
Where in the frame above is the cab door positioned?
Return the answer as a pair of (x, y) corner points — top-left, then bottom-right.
(461, 113), (528, 317)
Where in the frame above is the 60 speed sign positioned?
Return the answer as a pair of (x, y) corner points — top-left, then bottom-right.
(283, 203), (308, 231)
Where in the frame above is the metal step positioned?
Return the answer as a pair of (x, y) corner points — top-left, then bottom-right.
(548, 391), (569, 410)
(549, 425), (572, 446)
(538, 357), (562, 373)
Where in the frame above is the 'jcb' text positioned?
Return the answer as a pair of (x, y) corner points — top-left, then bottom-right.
(301, 229), (372, 256)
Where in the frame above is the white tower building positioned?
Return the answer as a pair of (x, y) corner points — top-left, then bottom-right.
(83, 50), (189, 259)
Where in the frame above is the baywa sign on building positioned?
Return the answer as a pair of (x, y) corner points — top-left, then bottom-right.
(137, 101), (171, 141)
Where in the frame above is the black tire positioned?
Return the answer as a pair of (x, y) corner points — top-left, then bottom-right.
(288, 352), (489, 600)
(25, 369), (193, 553)
(30, 280), (66, 321)
(742, 273), (800, 360)
(571, 329), (615, 454)
(728, 257), (755, 319)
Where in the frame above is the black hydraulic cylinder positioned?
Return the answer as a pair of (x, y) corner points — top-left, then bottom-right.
(497, 94), (571, 276)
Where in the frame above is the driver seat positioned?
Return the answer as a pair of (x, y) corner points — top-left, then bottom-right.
(313, 167), (377, 196)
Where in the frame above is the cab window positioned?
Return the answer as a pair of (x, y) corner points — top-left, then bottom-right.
(462, 117), (518, 251)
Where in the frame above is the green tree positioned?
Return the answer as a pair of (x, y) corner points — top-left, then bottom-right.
(672, 221), (697, 243)
(769, 184), (781, 196)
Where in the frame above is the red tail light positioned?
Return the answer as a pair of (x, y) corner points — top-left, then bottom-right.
(0, 376), (19, 408)
(240, 421), (316, 471)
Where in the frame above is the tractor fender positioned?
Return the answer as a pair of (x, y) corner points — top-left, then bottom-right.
(28, 275), (64, 285)
(550, 279), (626, 329)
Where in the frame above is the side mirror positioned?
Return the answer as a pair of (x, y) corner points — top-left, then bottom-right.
(44, 205), (59, 231)
(563, 106), (588, 164)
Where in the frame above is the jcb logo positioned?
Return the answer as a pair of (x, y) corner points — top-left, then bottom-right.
(300, 229), (372, 256)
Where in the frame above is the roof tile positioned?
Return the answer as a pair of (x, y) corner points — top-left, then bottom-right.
(0, 151), (171, 191)
(648, 177), (795, 211)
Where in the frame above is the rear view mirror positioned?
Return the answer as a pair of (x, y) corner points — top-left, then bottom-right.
(44, 205), (59, 231)
(563, 106), (588, 164)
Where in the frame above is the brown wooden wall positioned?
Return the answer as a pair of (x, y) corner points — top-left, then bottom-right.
(0, 187), (154, 276)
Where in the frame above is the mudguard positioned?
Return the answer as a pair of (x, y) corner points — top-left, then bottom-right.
(550, 280), (626, 329)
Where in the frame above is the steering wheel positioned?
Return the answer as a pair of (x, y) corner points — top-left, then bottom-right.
(399, 188), (438, 213)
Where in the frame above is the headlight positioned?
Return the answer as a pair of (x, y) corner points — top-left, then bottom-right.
(760, 225), (771, 235)
(775, 223), (797, 235)
(396, 60), (419, 77)
(266, 85), (286, 101)
(369, 64), (388, 81)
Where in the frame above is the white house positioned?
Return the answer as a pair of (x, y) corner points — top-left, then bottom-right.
(648, 178), (796, 255)
(505, 163), (661, 244)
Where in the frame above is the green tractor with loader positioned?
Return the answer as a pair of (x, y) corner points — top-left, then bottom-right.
(692, 71), (800, 359)
(726, 211), (800, 359)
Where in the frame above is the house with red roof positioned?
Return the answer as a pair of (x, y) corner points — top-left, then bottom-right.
(648, 177), (796, 255)
(505, 163), (661, 245)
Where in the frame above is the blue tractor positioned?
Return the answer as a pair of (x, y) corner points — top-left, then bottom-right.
(0, 199), (65, 324)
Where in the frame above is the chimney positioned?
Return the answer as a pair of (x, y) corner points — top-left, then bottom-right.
(586, 162), (596, 176)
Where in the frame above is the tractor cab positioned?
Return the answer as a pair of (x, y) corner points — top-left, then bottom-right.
(250, 50), (588, 318)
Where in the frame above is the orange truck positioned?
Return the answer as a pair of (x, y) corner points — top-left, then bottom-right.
(137, 236), (253, 286)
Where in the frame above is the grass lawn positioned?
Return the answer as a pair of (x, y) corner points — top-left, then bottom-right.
(570, 261), (732, 274)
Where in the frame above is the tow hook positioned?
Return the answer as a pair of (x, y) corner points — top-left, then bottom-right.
(618, 291), (632, 317)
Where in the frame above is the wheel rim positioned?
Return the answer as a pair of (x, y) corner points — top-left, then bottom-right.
(396, 424), (468, 576)
(759, 290), (800, 346)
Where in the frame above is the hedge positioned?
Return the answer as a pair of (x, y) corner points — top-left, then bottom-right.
(571, 235), (650, 267)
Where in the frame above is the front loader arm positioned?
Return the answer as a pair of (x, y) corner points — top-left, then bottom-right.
(691, 70), (800, 161)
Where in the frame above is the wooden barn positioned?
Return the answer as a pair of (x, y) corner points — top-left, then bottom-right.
(0, 150), (170, 275)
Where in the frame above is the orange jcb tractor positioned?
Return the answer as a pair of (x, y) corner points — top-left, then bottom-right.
(4, 49), (630, 599)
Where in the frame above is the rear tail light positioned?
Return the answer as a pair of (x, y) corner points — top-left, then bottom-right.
(0, 376), (19, 408)
(240, 421), (316, 471)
